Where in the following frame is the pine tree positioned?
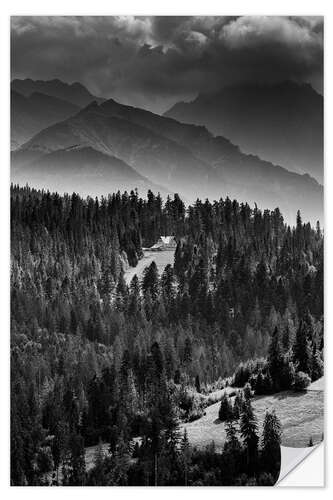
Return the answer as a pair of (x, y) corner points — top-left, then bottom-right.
(255, 370), (265, 395)
(181, 429), (191, 486)
(268, 326), (284, 390)
(219, 393), (234, 421)
(310, 342), (323, 382)
(243, 382), (252, 401)
(261, 410), (281, 473)
(142, 261), (159, 300)
(222, 420), (242, 481)
(115, 271), (128, 310)
(128, 274), (141, 316)
(293, 319), (311, 375)
(233, 390), (244, 419)
(240, 400), (259, 471)
(224, 419), (241, 454)
(161, 264), (175, 304)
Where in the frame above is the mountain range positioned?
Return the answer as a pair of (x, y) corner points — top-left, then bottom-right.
(11, 80), (323, 225)
(11, 78), (104, 107)
(11, 90), (80, 149)
(11, 79), (106, 149)
(165, 82), (323, 183)
(12, 144), (164, 198)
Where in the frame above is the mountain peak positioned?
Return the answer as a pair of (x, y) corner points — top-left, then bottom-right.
(70, 81), (87, 89)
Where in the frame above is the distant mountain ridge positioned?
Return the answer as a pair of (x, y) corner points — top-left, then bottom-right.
(11, 144), (166, 199)
(164, 81), (323, 183)
(11, 90), (80, 149)
(11, 78), (105, 107)
(12, 92), (323, 225)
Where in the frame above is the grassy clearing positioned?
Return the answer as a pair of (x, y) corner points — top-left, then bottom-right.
(124, 249), (175, 285)
(181, 380), (324, 451)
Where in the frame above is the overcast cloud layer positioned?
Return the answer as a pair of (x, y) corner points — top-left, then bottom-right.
(11, 16), (323, 114)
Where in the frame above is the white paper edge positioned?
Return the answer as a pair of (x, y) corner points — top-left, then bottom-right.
(277, 442), (324, 487)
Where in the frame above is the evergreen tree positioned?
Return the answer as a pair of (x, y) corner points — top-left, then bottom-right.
(243, 382), (252, 401)
(219, 393), (234, 422)
(222, 420), (242, 481)
(161, 264), (175, 304)
(268, 327), (284, 390)
(240, 400), (259, 471)
(261, 410), (281, 474)
(233, 390), (244, 419)
(142, 261), (159, 300)
(181, 429), (191, 486)
(293, 319), (311, 375)
(310, 342), (323, 382)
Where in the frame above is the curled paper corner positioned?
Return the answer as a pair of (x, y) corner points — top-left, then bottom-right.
(277, 443), (324, 487)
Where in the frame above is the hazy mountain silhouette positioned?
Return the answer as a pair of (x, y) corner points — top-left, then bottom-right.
(11, 78), (104, 107)
(11, 144), (165, 198)
(165, 81), (323, 182)
(11, 90), (80, 149)
(13, 94), (323, 224)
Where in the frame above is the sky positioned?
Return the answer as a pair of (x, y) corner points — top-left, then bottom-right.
(11, 16), (324, 114)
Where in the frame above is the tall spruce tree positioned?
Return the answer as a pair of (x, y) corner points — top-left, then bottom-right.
(219, 393), (234, 422)
(268, 327), (284, 390)
(261, 410), (282, 474)
(293, 319), (311, 375)
(240, 400), (259, 471)
(142, 261), (159, 300)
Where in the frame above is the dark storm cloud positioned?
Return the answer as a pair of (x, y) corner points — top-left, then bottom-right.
(11, 16), (323, 113)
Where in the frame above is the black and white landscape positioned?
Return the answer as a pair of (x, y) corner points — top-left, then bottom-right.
(11, 16), (324, 486)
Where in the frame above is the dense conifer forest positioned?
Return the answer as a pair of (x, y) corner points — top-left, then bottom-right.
(11, 184), (323, 485)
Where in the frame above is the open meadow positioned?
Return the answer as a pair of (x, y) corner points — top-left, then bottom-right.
(181, 378), (324, 451)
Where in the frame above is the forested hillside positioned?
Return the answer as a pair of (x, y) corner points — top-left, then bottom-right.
(11, 185), (323, 485)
